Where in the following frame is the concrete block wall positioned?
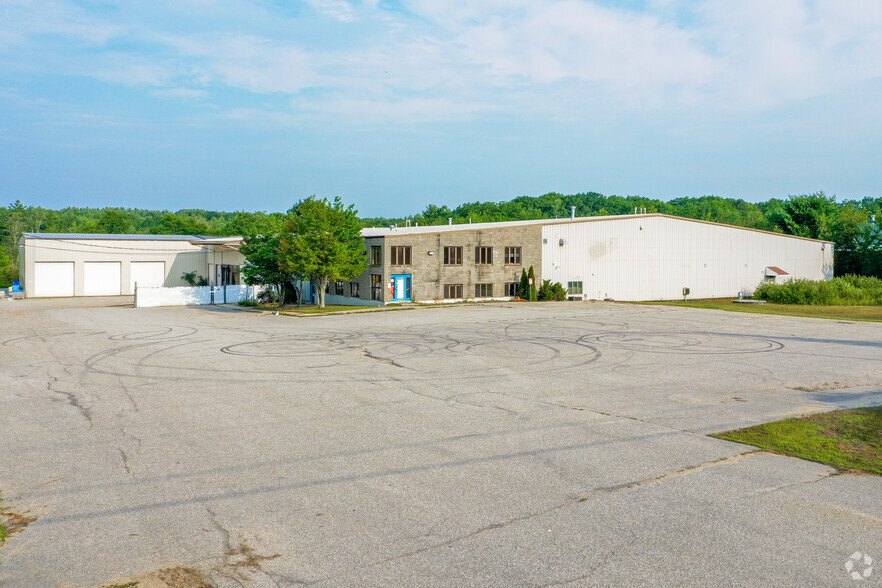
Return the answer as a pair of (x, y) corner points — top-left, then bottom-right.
(356, 225), (542, 303)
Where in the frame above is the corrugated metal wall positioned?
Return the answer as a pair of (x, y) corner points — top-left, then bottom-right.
(542, 215), (834, 301)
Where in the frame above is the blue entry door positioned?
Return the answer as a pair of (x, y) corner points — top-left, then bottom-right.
(392, 274), (412, 301)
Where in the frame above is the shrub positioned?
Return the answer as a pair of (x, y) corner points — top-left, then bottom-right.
(181, 271), (209, 287)
(754, 276), (882, 305)
(527, 266), (538, 301)
(537, 280), (568, 301)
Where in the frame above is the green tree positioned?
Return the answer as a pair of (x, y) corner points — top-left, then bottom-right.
(518, 268), (529, 298)
(95, 209), (132, 234)
(527, 266), (538, 301)
(240, 233), (296, 307)
(537, 279), (567, 301)
(278, 196), (366, 309)
(0, 249), (17, 288)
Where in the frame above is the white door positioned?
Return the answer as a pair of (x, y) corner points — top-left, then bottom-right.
(130, 261), (165, 291)
(33, 262), (74, 297)
(84, 262), (121, 296)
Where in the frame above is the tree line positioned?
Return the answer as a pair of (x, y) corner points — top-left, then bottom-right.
(2, 191), (880, 287)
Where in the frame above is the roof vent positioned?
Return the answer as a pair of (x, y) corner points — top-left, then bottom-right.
(448, 218), (453, 225)
(571, 206), (576, 219)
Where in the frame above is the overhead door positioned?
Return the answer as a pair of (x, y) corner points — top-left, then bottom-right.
(84, 262), (121, 296)
(130, 261), (165, 291)
(33, 262), (75, 297)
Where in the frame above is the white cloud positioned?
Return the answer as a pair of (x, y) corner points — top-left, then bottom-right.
(2, 0), (881, 120)
(305, 0), (358, 22)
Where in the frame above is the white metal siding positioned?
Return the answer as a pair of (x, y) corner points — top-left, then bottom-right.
(542, 216), (833, 301)
(33, 262), (74, 297)
(130, 261), (166, 290)
(84, 262), (122, 296)
(21, 237), (218, 297)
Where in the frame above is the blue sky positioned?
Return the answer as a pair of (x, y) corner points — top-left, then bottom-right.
(1, 0), (880, 217)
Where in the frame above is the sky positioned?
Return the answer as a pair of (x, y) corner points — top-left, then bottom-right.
(1, 0), (881, 218)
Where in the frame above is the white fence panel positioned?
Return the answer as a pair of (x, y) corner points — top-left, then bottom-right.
(223, 285), (261, 303)
(135, 284), (262, 308)
(135, 286), (213, 308)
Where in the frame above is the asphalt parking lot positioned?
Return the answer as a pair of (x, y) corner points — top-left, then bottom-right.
(1, 299), (880, 587)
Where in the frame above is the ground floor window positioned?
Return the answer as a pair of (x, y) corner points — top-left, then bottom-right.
(371, 275), (382, 300)
(505, 282), (518, 297)
(475, 283), (493, 297)
(350, 282), (360, 298)
(567, 281), (583, 295)
(335, 281), (345, 295)
(443, 284), (463, 299)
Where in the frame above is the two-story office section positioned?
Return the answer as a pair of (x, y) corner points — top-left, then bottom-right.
(344, 222), (543, 305)
(343, 214), (833, 304)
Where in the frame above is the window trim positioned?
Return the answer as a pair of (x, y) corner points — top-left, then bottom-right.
(443, 246), (463, 266)
(391, 245), (412, 266)
(443, 283), (463, 299)
(475, 283), (493, 298)
(475, 246), (493, 265)
(370, 274), (383, 300)
(504, 246), (522, 265)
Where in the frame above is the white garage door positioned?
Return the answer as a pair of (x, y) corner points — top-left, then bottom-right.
(33, 262), (75, 297)
(130, 261), (165, 291)
(84, 262), (121, 296)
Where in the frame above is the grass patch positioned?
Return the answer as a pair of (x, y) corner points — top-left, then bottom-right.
(638, 299), (882, 322)
(712, 407), (882, 474)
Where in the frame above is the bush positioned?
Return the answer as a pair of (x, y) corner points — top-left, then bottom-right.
(537, 280), (567, 301)
(181, 271), (209, 287)
(754, 276), (882, 305)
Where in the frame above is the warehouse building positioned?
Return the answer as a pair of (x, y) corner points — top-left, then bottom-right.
(18, 233), (244, 298)
(18, 213), (833, 302)
(350, 213), (834, 304)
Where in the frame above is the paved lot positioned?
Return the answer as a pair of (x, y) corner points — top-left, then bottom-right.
(0, 300), (880, 587)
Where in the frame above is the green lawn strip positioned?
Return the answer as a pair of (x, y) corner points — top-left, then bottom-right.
(637, 299), (882, 322)
(711, 407), (882, 474)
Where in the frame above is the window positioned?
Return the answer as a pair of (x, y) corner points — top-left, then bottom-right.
(391, 246), (412, 266)
(335, 281), (345, 295)
(325, 282), (331, 294)
(505, 282), (518, 297)
(443, 246), (462, 265)
(370, 246), (382, 266)
(568, 281), (583, 295)
(504, 247), (521, 265)
(475, 246), (493, 265)
(475, 283), (493, 297)
(371, 274), (383, 300)
(350, 282), (360, 298)
(443, 284), (463, 299)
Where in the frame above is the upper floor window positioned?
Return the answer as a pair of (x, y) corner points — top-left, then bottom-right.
(444, 246), (463, 265)
(370, 246), (382, 266)
(391, 246), (412, 266)
(504, 247), (522, 265)
(475, 246), (493, 265)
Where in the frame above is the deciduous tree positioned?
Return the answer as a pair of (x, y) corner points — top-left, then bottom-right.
(278, 197), (366, 308)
